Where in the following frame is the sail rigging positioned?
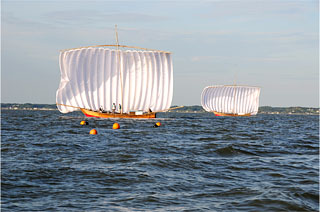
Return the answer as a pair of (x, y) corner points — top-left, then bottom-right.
(201, 85), (260, 115)
(56, 46), (173, 114)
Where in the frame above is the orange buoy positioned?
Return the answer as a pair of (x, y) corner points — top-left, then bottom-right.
(89, 129), (97, 134)
(80, 121), (88, 125)
(112, 123), (120, 129)
(153, 122), (161, 128)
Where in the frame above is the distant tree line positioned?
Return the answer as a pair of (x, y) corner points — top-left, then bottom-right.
(1, 103), (319, 115)
(258, 106), (319, 115)
(171, 105), (319, 115)
(1, 103), (57, 110)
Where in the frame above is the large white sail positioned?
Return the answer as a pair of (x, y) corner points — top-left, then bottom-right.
(56, 47), (173, 113)
(201, 85), (260, 115)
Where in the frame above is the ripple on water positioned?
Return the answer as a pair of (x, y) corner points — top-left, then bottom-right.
(1, 111), (319, 211)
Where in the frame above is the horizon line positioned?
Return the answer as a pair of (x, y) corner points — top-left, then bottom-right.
(1, 102), (319, 109)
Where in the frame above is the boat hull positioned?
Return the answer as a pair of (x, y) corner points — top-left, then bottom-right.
(213, 111), (251, 117)
(80, 108), (156, 119)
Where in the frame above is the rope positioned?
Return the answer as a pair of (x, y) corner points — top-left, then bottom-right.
(60, 44), (171, 54)
(56, 103), (83, 110)
(157, 106), (184, 113)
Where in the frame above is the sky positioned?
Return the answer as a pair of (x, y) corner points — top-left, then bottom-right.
(1, 0), (319, 107)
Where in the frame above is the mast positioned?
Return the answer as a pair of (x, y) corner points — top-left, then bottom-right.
(232, 73), (237, 115)
(115, 25), (123, 114)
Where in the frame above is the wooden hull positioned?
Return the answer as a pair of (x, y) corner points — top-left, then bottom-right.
(213, 111), (251, 117)
(80, 108), (156, 119)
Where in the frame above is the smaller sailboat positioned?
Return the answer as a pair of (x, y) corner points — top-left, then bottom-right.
(201, 85), (261, 116)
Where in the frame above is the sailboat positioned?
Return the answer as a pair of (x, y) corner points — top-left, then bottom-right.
(56, 28), (173, 119)
(201, 85), (261, 116)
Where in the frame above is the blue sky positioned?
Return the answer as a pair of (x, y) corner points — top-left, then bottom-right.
(1, 0), (319, 107)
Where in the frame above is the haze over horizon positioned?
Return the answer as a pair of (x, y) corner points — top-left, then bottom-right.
(1, 0), (319, 107)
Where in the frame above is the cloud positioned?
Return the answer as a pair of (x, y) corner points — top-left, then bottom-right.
(2, 11), (48, 29)
(2, 2), (170, 30)
(191, 54), (307, 63)
(44, 10), (170, 27)
(200, 0), (315, 20)
(191, 55), (223, 62)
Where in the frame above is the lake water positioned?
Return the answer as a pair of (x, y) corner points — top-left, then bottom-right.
(1, 109), (319, 211)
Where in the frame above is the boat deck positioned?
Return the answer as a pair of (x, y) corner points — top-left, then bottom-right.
(213, 111), (251, 117)
(81, 108), (156, 119)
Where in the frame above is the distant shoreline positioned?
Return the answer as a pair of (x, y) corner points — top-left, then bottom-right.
(170, 105), (319, 115)
(1, 103), (319, 115)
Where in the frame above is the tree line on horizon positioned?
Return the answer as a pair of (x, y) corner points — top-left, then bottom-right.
(1, 103), (319, 115)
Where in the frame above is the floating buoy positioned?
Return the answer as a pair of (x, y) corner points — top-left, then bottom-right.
(80, 121), (88, 125)
(153, 122), (161, 128)
(89, 129), (97, 134)
(113, 123), (120, 129)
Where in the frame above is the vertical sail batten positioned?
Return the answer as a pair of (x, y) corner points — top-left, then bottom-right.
(201, 85), (261, 116)
(56, 47), (173, 114)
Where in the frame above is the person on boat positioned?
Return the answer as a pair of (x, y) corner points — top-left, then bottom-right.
(100, 106), (104, 113)
(112, 103), (116, 114)
(119, 104), (122, 113)
(149, 108), (152, 113)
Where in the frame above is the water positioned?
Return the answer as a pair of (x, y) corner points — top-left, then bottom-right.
(1, 109), (319, 211)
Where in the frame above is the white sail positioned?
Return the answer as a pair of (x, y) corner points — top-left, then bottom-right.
(56, 47), (173, 113)
(201, 85), (261, 115)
